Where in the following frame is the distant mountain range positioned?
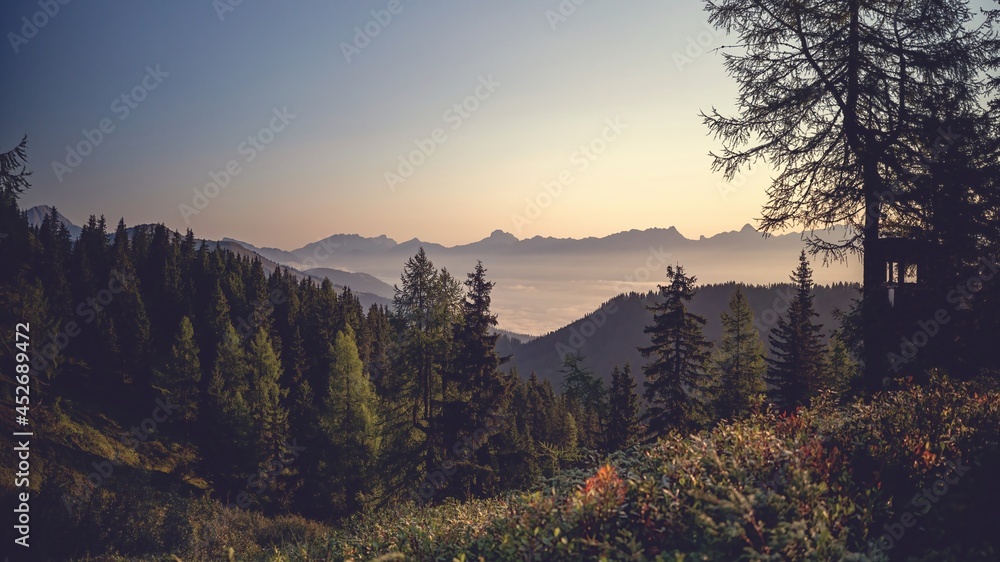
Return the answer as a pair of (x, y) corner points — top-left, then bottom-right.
(24, 205), (82, 239)
(221, 223), (862, 334)
(25, 205), (861, 334)
(500, 282), (860, 389)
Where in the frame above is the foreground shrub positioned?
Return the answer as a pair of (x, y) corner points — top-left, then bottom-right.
(306, 377), (999, 562)
(61, 377), (999, 561)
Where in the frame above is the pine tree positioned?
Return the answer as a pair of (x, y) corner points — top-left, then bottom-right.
(391, 248), (461, 478)
(158, 316), (201, 430)
(767, 252), (828, 410)
(0, 135), (30, 204)
(712, 289), (766, 420)
(203, 322), (253, 492)
(442, 261), (511, 499)
(557, 352), (605, 449)
(639, 265), (713, 436)
(36, 207), (73, 315)
(604, 363), (640, 452)
(825, 332), (859, 398)
(284, 327), (314, 435)
(246, 327), (291, 508)
(108, 218), (152, 387)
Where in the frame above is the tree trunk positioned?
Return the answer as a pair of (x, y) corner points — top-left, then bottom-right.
(861, 165), (885, 392)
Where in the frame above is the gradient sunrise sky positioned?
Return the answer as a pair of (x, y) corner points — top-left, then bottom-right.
(3, 0), (775, 249)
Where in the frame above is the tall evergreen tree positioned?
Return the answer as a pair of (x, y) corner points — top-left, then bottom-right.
(712, 289), (766, 420)
(604, 363), (640, 452)
(442, 261), (511, 499)
(557, 352), (605, 449)
(639, 265), (713, 436)
(390, 248), (461, 482)
(157, 316), (201, 431)
(824, 332), (859, 398)
(246, 327), (291, 508)
(766, 252), (827, 410)
(108, 218), (152, 386)
(317, 324), (381, 514)
(203, 322), (253, 492)
(0, 135), (30, 204)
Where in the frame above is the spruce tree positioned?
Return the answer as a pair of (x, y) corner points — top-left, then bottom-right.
(391, 248), (461, 479)
(108, 218), (152, 387)
(246, 327), (291, 508)
(443, 261), (511, 498)
(712, 289), (766, 420)
(158, 316), (201, 430)
(639, 265), (713, 436)
(203, 322), (253, 492)
(604, 363), (640, 452)
(558, 352), (605, 449)
(825, 332), (858, 398)
(766, 252), (827, 410)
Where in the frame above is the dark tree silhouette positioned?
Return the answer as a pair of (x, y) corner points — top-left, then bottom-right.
(767, 252), (827, 410)
(604, 363), (640, 451)
(639, 265), (713, 436)
(702, 0), (999, 390)
(712, 288), (766, 420)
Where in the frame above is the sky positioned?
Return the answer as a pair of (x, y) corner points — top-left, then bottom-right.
(2, 0), (775, 250)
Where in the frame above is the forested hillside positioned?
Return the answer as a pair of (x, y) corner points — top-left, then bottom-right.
(503, 281), (860, 386)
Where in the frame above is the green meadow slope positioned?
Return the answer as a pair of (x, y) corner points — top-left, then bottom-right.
(37, 376), (1000, 561)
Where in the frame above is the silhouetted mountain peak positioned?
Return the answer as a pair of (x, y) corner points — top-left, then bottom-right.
(25, 205), (83, 239)
(489, 229), (518, 242)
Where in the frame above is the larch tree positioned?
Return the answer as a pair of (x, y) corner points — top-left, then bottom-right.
(203, 322), (254, 492)
(702, 0), (998, 390)
(318, 323), (381, 514)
